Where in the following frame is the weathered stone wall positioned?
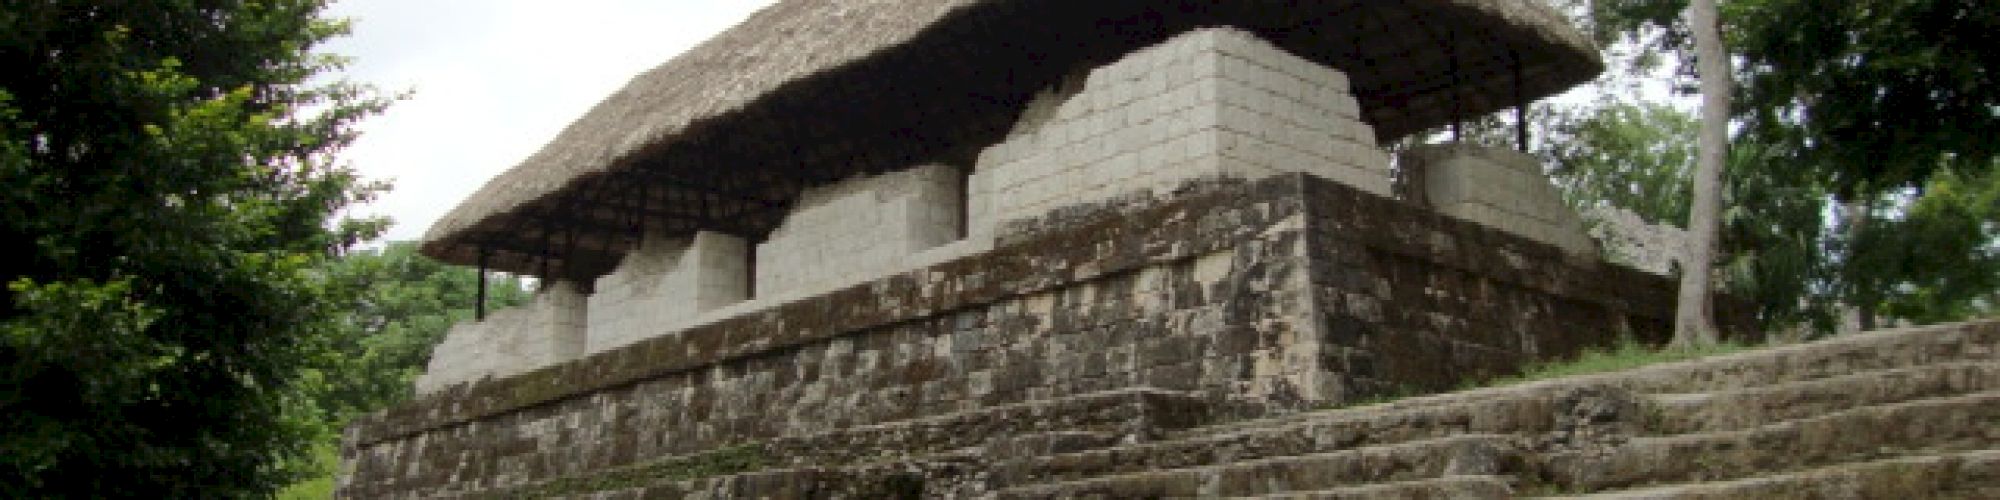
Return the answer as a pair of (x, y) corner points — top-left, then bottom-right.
(1401, 144), (1597, 258)
(755, 164), (963, 300)
(344, 175), (1701, 498)
(1299, 176), (1700, 396)
(413, 281), (589, 395)
(1584, 204), (1688, 276)
(586, 231), (750, 356)
(344, 176), (1323, 498)
(968, 28), (1388, 238)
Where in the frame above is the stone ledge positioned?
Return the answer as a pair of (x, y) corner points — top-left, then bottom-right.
(349, 175), (1307, 447)
(351, 173), (1711, 447)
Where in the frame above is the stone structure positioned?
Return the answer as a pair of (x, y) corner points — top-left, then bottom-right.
(587, 231), (750, 355)
(756, 164), (963, 300)
(413, 281), (587, 395)
(1584, 204), (1690, 276)
(1402, 144), (1598, 258)
(968, 29), (1390, 238)
(336, 1), (1794, 497)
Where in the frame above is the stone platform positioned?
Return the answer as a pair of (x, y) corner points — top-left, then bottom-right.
(339, 174), (1740, 498)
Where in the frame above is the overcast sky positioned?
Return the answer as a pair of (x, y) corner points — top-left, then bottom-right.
(321, 0), (777, 242)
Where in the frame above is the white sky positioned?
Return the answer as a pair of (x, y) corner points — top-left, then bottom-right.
(321, 0), (777, 242)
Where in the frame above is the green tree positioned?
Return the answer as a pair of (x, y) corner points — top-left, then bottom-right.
(1546, 102), (1836, 333)
(1590, 0), (2000, 331)
(1546, 102), (1698, 224)
(307, 242), (532, 425)
(277, 242), (531, 499)
(0, 1), (385, 496)
(1674, 0), (1732, 346)
(1844, 167), (2000, 325)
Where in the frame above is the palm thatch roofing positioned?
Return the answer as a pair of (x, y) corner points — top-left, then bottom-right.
(421, 0), (1602, 280)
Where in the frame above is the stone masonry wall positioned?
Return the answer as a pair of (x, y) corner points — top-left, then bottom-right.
(345, 176), (1324, 498)
(968, 28), (1389, 238)
(413, 281), (588, 395)
(586, 231), (750, 356)
(756, 164), (963, 300)
(1402, 144), (1598, 258)
(1298, 176), (1717, 396)
(344, 175), (1703, 498)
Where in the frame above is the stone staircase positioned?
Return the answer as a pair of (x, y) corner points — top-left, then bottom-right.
(983, 320), (1999, 499)
(543, 320), (1998, 499)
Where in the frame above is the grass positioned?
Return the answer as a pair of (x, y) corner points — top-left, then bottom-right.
(277, 442), (339, 500)
(1476, 338), (1753, 388)
(1315, 338), (1758, 413)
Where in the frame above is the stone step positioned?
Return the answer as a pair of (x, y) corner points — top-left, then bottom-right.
(1609, 321), (1999, 395)
(762, 387), (1208, 467)
(991, 434), (1516, 499)
(1646, 361), (2000, 434)
(1237, 475), (1515, 499)
(1187, 321), (1999, 440)
(1548, 449), (2000, 499)
(1536, 390), (2000, 493)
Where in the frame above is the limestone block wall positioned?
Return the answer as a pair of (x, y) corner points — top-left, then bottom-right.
(756, 164), (962, 299)
(587, 231), (750, 355)
(413, 281), (587, 394)
(1402, 144), (1598, 257)
(968, 28), (1389, 237)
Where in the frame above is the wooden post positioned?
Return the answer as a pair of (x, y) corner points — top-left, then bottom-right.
(475, 247), (490, 321)
(1514, 52), (1530, 152)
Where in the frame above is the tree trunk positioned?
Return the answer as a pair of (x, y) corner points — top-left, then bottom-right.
(1674, 0), (1732, 347)
(1840, 199), (1877, 332)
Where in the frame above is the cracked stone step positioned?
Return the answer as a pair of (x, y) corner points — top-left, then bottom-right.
(1237, 475), (1515, 499)
(1538, 391), (2000, 493)
(1646, 361), (2000, 434)
(1547, 449), (2000, 499)
(991, 434), (1516, 499)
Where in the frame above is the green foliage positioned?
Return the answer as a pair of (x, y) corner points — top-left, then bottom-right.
(1846, 168), (2000, 323)
(267, 242), (532, 494)
(275, 443), (338, 500)
(0, 1), (387, 496)
(1547, 102), (1698, 225)
(1565, 0), (1999, 332)
(1731, 0), (2000, 199)
(1541, 101), (1835, 331)
(305, 242), (532, 424)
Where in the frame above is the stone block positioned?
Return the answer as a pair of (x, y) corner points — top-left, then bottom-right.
(757, 164), (963, 298)
(1402, 144), (1597, 258)
(584, 231), (749, 355)
(415, 280), (588, 394)
(970, 27), (1391, 236)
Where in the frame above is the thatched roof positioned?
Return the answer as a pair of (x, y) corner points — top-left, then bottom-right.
(422, 0), (1602, 279)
